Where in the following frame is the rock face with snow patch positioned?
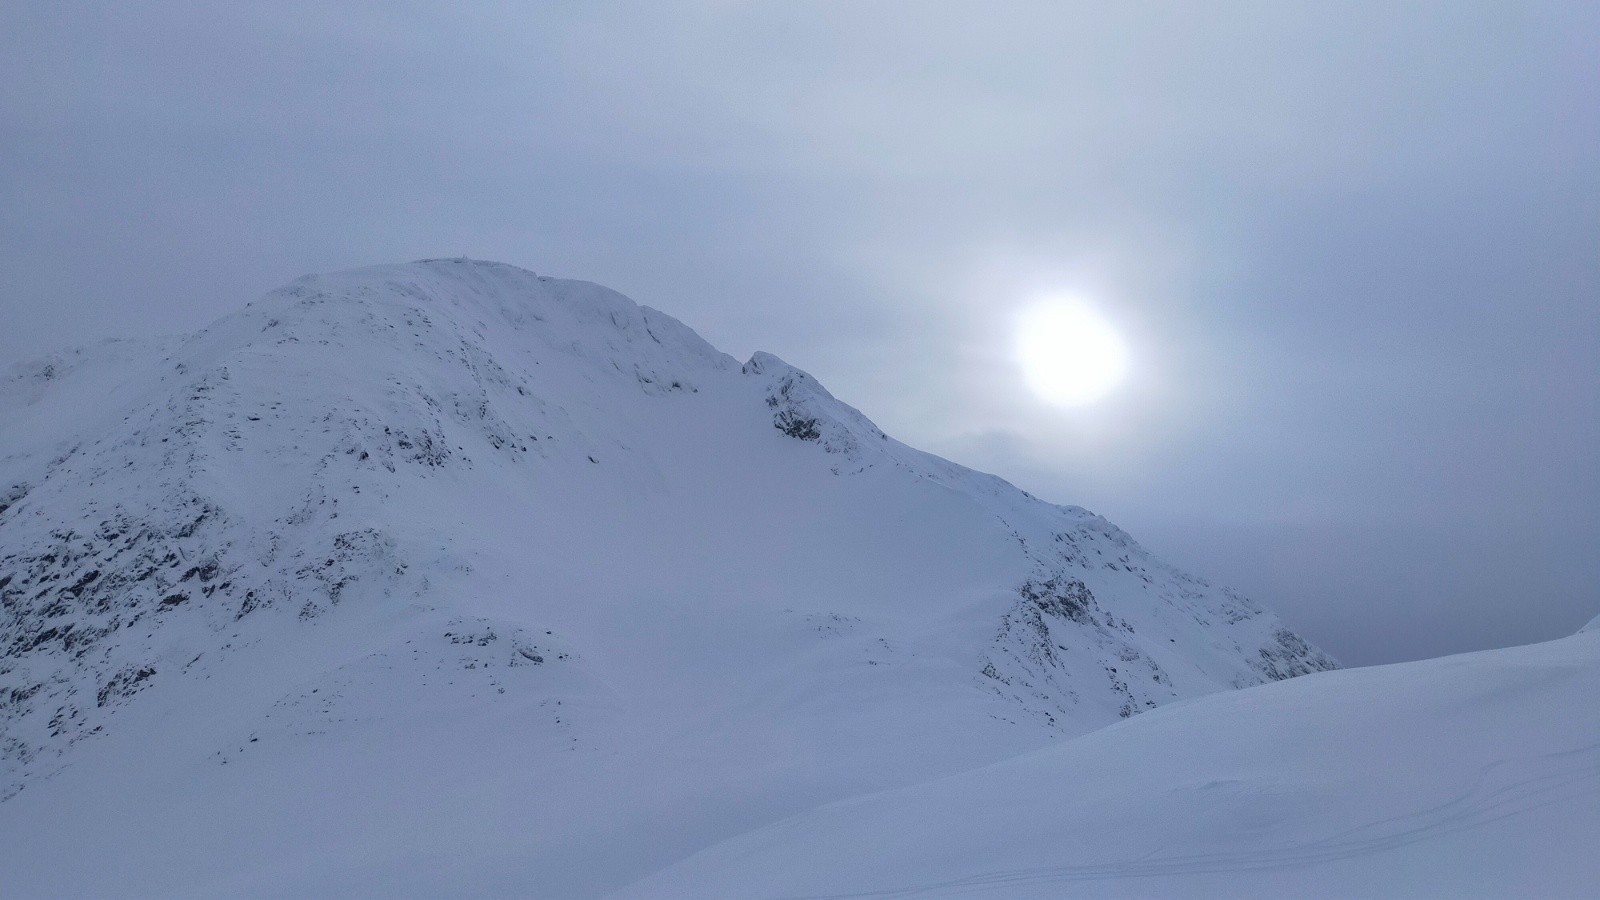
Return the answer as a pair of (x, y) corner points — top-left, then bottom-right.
(0, 259), (1333, 894)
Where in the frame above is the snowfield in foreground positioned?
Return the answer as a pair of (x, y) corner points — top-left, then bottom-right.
(617, 626), (1600, 899)
(0, 259), (1581, 897)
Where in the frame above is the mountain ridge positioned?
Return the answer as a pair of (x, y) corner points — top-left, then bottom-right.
(0, 258), (1334, 895)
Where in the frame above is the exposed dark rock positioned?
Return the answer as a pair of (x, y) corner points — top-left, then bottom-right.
(775, 410), (821, 441)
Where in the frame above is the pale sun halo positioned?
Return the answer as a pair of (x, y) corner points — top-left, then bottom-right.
(1015, 299), (1131, 407)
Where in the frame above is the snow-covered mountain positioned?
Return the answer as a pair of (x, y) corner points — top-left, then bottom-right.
(619, 623), (1600, 899)
(0, 259), (1334, 896)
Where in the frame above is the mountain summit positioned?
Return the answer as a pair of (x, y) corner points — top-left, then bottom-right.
(0, 259), (1333, 895)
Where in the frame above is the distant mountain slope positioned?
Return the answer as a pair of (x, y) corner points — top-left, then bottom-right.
(0, 259), (1332, 896)
(616, 625), (1600, 899)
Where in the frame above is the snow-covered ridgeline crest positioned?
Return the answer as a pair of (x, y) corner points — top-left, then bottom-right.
(617, 623), (1600, 899)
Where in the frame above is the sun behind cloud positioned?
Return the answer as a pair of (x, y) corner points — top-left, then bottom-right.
(1015, 298), (1131, 407)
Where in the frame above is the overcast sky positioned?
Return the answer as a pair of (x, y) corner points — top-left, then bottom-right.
(3, 2), (1596, 665)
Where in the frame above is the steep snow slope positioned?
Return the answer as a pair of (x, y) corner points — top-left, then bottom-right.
(617, 627), (1600, 899)
(0, 259), (1332, 896)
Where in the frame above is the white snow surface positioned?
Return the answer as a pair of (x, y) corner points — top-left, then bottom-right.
(618, 627), (1600, 899)
(0, 259), (1345, 896)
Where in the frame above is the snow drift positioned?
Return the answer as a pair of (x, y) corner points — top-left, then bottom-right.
(617, 625), (1600, 899)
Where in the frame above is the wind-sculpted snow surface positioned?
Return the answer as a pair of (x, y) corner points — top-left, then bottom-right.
(0, 259), (1332, 895)
(617, 627), (1600, 899)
